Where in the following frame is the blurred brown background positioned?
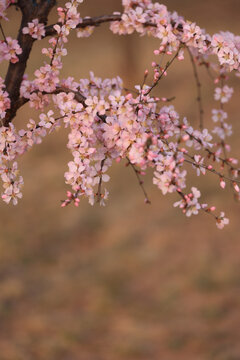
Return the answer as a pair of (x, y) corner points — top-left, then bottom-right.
(1, 1), (240, 359)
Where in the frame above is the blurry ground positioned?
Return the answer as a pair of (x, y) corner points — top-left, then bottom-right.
(1, 1), (240, 359)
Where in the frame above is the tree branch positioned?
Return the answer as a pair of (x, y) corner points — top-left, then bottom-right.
(45, 13), (122, 37)
(187, 47), (204, 130)
(44, 13), (186, 39)
(4, 0), (56, 126)
(5, 86), (106, 125)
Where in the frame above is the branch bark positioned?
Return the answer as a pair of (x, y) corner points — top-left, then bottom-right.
(4, 0), (56, 126)
(44, 14), (122, 37)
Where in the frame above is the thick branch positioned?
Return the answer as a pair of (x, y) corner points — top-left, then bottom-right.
(44, 13), (162, 38)
(4, 0), (56, 126)
(45, 14), (122, 37)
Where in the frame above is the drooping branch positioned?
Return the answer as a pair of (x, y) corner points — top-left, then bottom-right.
(144, 47), (182, 98)
(126, 157), (151, 204)
(187, 47), (204, 130)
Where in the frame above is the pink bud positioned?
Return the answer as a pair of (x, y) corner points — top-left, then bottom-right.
(182, 134), (189, 142)
(67, 191), (72, 198)
(125, 93), (132, 100)
(233, 182), (240, 193)
(220, 178), (226, 189)
(74, 198), (80, 207)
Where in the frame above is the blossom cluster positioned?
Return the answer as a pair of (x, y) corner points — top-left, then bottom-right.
(0, 36), (22, 63)
(0, 0), (12, 21)
(110, 0), (240, 74)
(0, 77), (10, 119)
(22, 19), (45, 40)
(1, 0), (240, 229)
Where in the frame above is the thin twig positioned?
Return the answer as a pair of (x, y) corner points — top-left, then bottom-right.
(187, 47), (204, 130)
(176, 188), (219, 220)
(145, 47), (182, 96)
(0, 22), (7, 42)
(184, 157), (240, 185)
(126, 157), (151, 204)
(97, 159), (105, 203)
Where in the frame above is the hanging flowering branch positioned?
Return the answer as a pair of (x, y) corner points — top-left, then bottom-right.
(1, 0), (240, 229)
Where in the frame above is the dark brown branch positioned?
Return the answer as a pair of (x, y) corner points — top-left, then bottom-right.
(15, 86), (86, 109)
(96, 159), (105, 203)
(44, 13), (167, 38)
(44, 13), (187, 39)
(7, 86), (105, 125)
(44, 14), (122, 37)
(4, 0), (56, 126)
(0, 22), (7, 42)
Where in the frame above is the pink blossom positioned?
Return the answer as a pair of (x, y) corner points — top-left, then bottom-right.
(214, 85), (233, 103)
(216, 212), (229, 229)
(22, 19), (45, 40)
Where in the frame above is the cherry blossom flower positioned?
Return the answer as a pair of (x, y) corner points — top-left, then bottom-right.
(214, 85), (233, 103)
(216, 212), (229, 229)
(22, 19), (45, 40)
